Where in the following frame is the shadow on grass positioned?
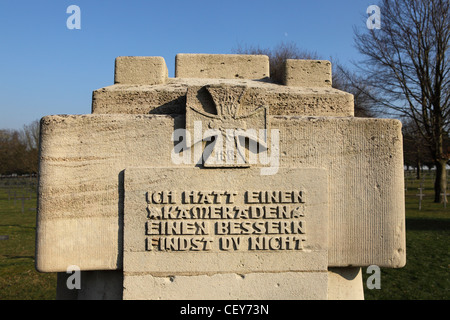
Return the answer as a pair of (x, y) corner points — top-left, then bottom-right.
(0, 224), (35, 229)
(4, 255), (35, 260)
(406, 218), (450, 231)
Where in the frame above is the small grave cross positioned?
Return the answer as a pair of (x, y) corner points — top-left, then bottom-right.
(416, 187), (425, 210)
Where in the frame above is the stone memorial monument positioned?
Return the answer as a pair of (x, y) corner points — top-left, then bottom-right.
(35, 54), (406, 300)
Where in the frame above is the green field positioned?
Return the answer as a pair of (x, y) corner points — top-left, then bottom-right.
(0, 173), (448, 300)
(0, 177), (56, 300)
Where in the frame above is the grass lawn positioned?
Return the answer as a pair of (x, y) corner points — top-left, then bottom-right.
(0, 178), (56, 300)
(0, 174), (448, 300)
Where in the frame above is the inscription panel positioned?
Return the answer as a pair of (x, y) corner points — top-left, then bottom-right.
(124, 168), (328, 274)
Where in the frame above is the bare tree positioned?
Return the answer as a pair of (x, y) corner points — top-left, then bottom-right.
(354, 0), (450, 202)
(21, 120), (40, 173)
(333, 63), (378, 117)
(21, 120), (40, 151)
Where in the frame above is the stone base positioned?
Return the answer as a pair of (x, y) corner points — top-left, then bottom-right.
(328, 267), (364, 300)
(55, 267), (363, 300)
(123, 272), (328, 300)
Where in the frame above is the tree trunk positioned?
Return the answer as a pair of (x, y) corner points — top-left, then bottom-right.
(434, 159), (447, 203)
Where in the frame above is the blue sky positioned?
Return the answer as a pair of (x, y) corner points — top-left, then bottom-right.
(0, 0), (376, 130)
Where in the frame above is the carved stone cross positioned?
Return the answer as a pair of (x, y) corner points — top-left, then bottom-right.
(185, 84), (270, 167)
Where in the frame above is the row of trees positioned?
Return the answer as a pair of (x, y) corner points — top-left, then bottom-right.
(0, 120), (40, 175)
(234, 0), (449, 203)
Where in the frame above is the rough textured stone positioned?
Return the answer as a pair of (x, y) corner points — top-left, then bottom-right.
(114, 56), (168, 85)
(36, 114), (180, 272)
(35, 114), (405, 272)
(283, 59), (332, 87)
(175, 54), (269, 80)
(92, 79), (354, 116)
(123, 272), (328, 300)
(275, 116), (406, 268)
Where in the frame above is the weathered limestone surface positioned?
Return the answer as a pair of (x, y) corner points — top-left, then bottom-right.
(36, 114), (405, 272)
(36, 114), (180, 272)
(175, 54), (269, 80)
(114, 56), (168, 85)
(283, 59), (332, 87)
(275, 116), (405, 267)
(92, 79), (354, 116)
(124, 272), (328, 300)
